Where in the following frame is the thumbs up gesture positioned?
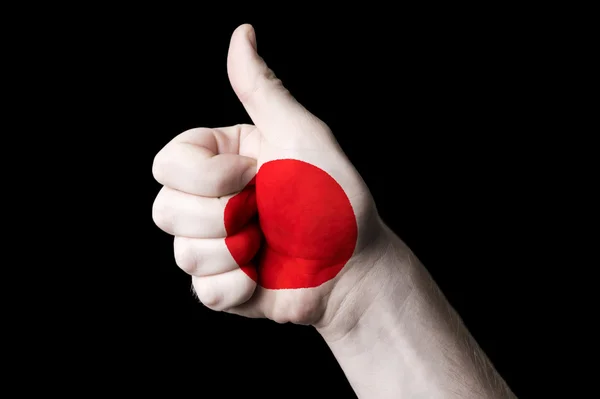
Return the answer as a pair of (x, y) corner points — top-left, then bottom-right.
(152, 24), (386, 327)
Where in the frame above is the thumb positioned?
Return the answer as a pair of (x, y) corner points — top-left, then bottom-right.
(227, 24), (326, 142)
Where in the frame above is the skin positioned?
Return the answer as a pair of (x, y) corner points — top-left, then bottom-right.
(152, 24), (516, 398)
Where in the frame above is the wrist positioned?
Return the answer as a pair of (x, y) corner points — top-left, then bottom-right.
(315, 222), (419, 343)
(314, 223), (516, 398)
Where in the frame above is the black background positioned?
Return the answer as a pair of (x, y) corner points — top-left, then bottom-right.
(22, 8), (561, 398)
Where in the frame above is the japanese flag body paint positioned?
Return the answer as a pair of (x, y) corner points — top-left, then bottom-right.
(224, 159), (358, 290)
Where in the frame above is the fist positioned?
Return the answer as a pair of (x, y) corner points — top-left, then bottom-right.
(152, 24), (383, 326)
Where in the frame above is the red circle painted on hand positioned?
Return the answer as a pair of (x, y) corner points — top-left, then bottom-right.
(224, 159), (358, 289)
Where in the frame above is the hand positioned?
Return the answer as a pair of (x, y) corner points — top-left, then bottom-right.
(152, 24), (385, 328)
(151, 25), (517, 399)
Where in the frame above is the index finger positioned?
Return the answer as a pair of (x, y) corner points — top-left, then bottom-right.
(152, 126), (257, 197)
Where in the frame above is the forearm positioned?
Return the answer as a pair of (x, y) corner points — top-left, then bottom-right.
(317, 224), (516, 398)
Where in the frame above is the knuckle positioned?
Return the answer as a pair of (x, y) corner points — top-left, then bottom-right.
(151, 151), (167, 183)
(152, 193), (172, 232)
(194, 280), (223, 310)
(272, 300), (318, 325)
(173, 238), (197, 275)
(241, 64), (284, 104)
(271, 307), (289, 324)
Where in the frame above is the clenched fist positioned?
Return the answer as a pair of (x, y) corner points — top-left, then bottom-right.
(152, 24), (385, 328)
